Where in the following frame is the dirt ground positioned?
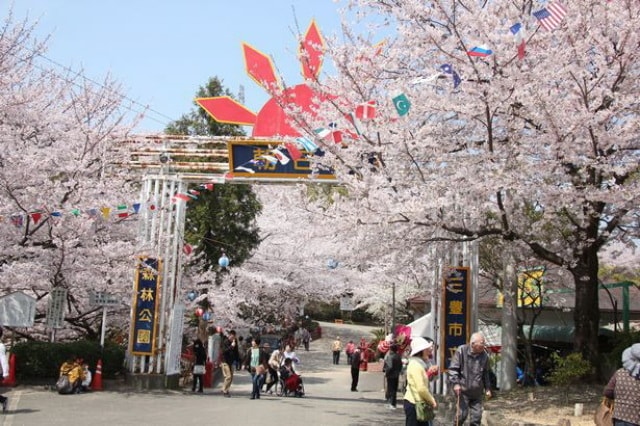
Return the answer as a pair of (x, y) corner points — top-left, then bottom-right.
(484, 384), (602, 425)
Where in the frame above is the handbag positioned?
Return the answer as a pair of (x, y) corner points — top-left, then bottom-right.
(415, 400), (436, 422)
(593, 397), (613, 426)
(193, 364), (206, 375)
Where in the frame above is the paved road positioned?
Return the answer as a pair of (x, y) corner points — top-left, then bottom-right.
(0, 322), (407, 426)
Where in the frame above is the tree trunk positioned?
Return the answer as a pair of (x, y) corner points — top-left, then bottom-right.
(501, 261), (518, 391)
(570, 246), (600, 377)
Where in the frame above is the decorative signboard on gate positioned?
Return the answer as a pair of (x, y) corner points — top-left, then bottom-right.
(130, 257), (162, 355)
(440, 266), (471, 371)
(228, 140), (336, 180)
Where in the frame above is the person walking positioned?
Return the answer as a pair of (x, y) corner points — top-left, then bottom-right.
(191, 338), (207, 393)
(603, 343), (640, 426)
(265, 345), (283, 394)
(345, 340), (356, 365)
(247, 338), (268, 400)
(0, 328), (9, 412)
(332, 336), (342, 365)
(384, 343), (403, 409)
(448, 332), (492, 426)
(220, 330), (239, 397)
(235, 335), (245, 371)
(350, 347), (361, 391)
(301, 327), (311, 352)
(404, 337), (438, 425)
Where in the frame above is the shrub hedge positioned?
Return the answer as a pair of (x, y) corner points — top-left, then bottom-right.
(10, 340), (126, 381)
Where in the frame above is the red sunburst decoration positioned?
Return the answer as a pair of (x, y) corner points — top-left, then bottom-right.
(196, 20), (330, 138)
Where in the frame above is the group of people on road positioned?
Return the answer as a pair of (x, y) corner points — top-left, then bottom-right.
(216, 329), (305, 400)
(397, 332), (640, 426)
(158, 323), (640, 426)
(390, 332), (491, 426)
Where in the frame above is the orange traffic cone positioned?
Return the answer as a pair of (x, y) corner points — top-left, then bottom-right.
(3, 353), (16, 386)
(91, 359), (103, 391)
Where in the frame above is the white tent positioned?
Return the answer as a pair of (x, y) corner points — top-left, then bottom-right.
(407, 313), (434, 338)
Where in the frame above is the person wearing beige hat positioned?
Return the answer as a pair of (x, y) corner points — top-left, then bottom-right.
(403, 337), (437, 425)
(603, 343), (640, 425)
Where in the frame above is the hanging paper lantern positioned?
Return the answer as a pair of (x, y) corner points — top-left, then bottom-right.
(202, 312), (211, 321)
(218, 254), (230, 268)
(195, 307), (204, 317)
(187, 290), (197, 301)
(327, 259), (339, 269)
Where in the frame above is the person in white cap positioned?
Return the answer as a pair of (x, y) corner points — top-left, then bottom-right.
(448, 332), (492, 426)
(403, 337), (437, 425)
(603, 343), (640, 425)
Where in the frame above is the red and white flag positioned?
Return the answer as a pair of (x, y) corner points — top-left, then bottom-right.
(271, 149), (290, 165)
(355, 100), (376, 120)
(285, 142), (302, 161)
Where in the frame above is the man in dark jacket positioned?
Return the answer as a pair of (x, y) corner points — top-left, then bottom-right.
(221, 330), (239, 397)
(350, 347), (361, 391)
(383, 344), (403, 409)
(448, 332), (492, 426)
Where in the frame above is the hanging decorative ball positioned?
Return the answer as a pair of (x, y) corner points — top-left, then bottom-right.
(187, 290), (197, 301)
(218, 254), (230, 268)
(195, 307), (204, 317)
(327, 259), (339, 269)
(202, 312), (211, 321)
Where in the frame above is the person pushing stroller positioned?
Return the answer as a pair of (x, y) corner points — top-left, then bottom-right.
(279, 358), (304, 397)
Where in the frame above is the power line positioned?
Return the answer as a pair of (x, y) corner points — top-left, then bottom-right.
(10, 47), (177, 129)
(36, 52), (176, 126)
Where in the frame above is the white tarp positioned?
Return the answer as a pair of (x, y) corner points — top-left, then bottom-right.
(408, 313), (434, 338)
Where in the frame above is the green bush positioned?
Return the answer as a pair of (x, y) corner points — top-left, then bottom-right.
(11, 340), (126, 382)
(548, 352), (592, 387)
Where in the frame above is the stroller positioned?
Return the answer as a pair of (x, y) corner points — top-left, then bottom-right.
(277, 362), (304, 397)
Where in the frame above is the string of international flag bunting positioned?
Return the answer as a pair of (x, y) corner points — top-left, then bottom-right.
(3, 2), (569, 228)
(1, 184), (215, 230)
(232, 2), (569, 174)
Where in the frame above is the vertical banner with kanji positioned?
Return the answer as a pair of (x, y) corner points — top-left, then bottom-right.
(130, 257), (162, 355)
(440, 266), (470, 371)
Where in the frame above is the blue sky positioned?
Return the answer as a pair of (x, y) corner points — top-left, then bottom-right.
(2, 1), (346, 133)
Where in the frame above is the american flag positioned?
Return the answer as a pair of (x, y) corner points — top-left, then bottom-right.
(533, 2), (567, 31)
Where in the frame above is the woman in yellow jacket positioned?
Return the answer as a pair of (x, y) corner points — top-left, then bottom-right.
(404, 337), (438, 426)
(59, 356), (86, 394)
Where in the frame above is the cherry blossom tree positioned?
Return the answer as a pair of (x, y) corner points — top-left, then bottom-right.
(291, 0), (640, 367)
(0, 14), (140, 340)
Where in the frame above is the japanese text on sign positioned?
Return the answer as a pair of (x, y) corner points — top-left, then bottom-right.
(129, 257), (162, 355)
(440, 267), (470, 371)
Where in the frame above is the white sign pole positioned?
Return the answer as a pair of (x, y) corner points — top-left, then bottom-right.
(100, 307), (108, 349)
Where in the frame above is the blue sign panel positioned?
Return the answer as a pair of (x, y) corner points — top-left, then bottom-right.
(440, 267), (470, 370)
(228, 140), (335, 180)
(130, 257), (161, 355)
